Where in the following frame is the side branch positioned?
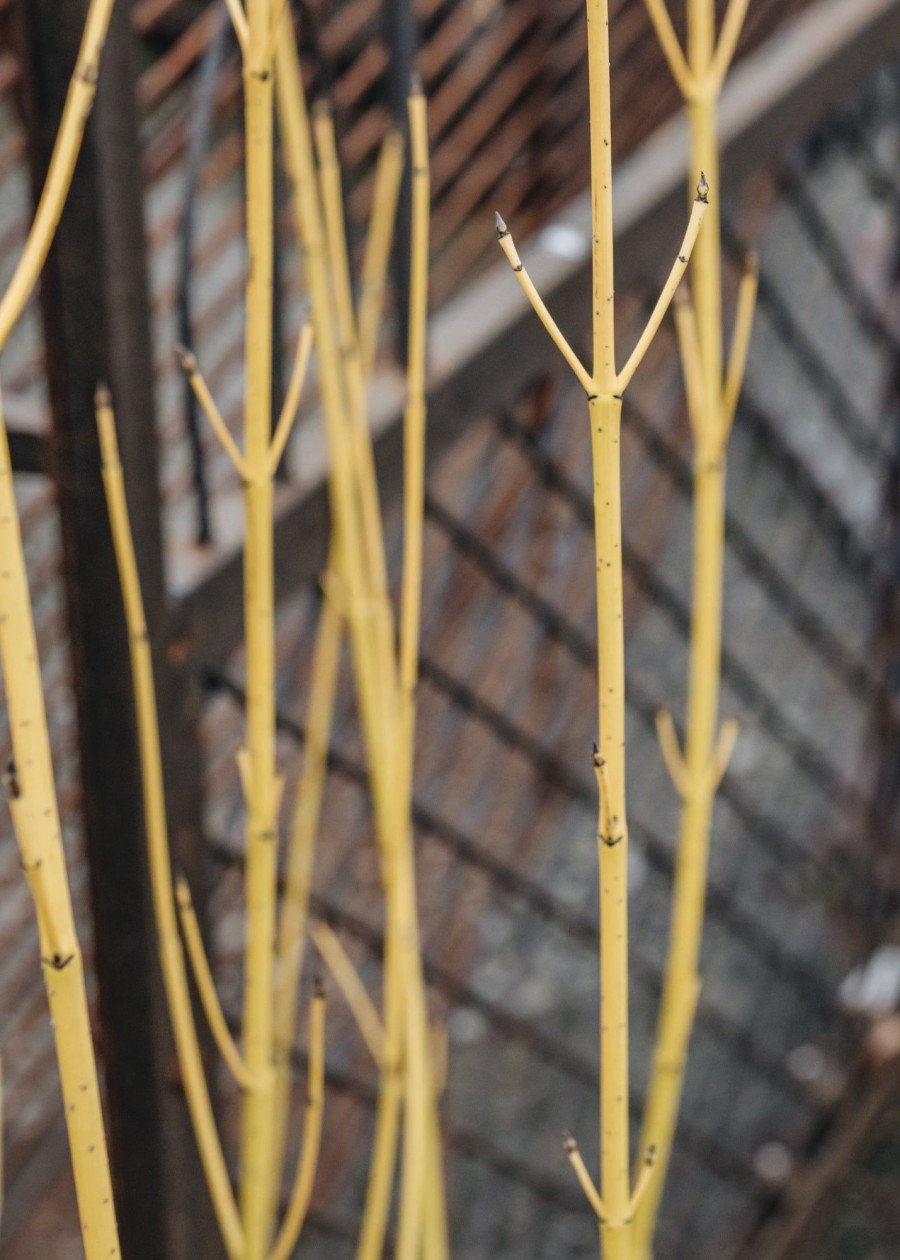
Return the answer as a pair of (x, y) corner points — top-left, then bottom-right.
(563, 1134), (608, 1222)
(642, 0), (695, 99)
(0, 0), (116, 351)
(269, 321), (314, 474)
(175, 877), (251, 1089)
(223, 0), (249, 51)
(176, 345), (250, 480)
(655, 710), (688, 798)
(495, 213), (594, 396)
(625, 1146), (657, 1219)
(719, 255), (758, 441)
(709, 0), (752, 90)
(672, 288), (706, 440)
(616, 180), (709, 391)
(266, 982), (326, 1260)
(311, 920), (384, 1065)
(358, 129), (405, 377)
(96, 389), (243, 1257)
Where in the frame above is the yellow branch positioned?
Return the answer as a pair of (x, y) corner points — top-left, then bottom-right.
(641, 0), (695, 99)
(266, 982), (326, 1260)
(564, 1134), (608, 1222)
(223, 0), (249, 51)
(0, 0), (116, 352)
(633, 0), (744, 1248)
(495, 214), (594, 395)
(672, 288), (706, 438)
(0, 383), (120, 1258)
(654, 710), (688, 799)
(268, 320), (314, 474)
(96, 390), (242, 1256)
(175, 877), (251, 1090)
(270, 584), (342, 1193)
(719, 256), (758, 441)
(358, 129), (405, 377)
(709, 0), (752, 91)
(311, 920), (385, 1064)
(616, 184), (709, 392)
(176, 344), (251, 479)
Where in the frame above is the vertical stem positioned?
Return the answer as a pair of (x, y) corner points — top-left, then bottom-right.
(586, 4), (630, 1255)
(633, 2), (732, 1252)
(586, 0), (616, 388)
(590, 395), (631, 1260)
(240, 0), (279, 1252)
(0, 410), (120, 1259)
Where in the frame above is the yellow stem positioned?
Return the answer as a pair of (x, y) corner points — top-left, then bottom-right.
(633, 0), (749, 1248)
(587, 0), (616, 390)
(719, 256), (758, 441)
(268, 321), (314, 475)
(176, 345), (251, 479)
(672, 289), (707, 438)
(0, 0), (116, 352)
(275, 32), (404, 1260)
(709, 0), (751, 91)
(495, 214), (594, 395)
(266, 984), (326, 1260)
(96, 392), (241, 1256)
(240, 1), (280, 1249)
(564, 1135), (608, 1222)
(590, 393), (630, 1257)
(615, 189), (708, 392)
(641, 0), (695, 99)
(0, 402), (120, 1259)
(269, 584), (342, 1202)
(223, 0), (250, 51)
(175, 877), (252, 1090)
(311, 920), (385, 1064)
(654, 710), (688, 799)
(358, 129), (405, 377)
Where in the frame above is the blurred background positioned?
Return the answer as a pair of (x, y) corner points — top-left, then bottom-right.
(1, 0), (900, 1256)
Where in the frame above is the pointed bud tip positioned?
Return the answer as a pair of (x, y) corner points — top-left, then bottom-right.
(696, 171), (710, 203)
(409, 70), (423, 96)
(313, 973), (325, 998)
(94, 382), (111, 408)
(495, 210), (507, 234)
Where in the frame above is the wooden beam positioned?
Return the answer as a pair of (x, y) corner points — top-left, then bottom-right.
(173, 0), (900, 670)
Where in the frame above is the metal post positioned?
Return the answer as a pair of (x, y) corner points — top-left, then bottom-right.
(16, 1), (216, 1255)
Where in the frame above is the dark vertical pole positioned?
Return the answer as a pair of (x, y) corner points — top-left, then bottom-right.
(385, 0), (417, 362)
(16, 1), (216, 1256)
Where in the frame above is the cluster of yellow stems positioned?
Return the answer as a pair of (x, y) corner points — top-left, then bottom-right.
(495, 0), (756, 1256)
(0, 0), (759, 1256)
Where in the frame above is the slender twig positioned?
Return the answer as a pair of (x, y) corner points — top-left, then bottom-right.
(175, 877), (252, 1089)
(616, 181), (709, 391)
(563, 1134), (608, 1222)
(311, 922), (385, 1064)
(358, 129), (405, 377)
(268, 321), (314, 474)
(720, 255), (758, 440)
(709, 0), (752, 90)
(176, 344), (251, 480)
(96, 389), (242, 1256)
(494, 213), (594, 395)
(223, 0), (249, 50)
(625, 1147), (657, 1220)
(0, 0), (116, 351)
(634, 0), (753, 1249)
(673, 288), (707, 436)
(655, 710), (689, 799)
(266, 982), (326, 1260)
(641, 0), (695, 99)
